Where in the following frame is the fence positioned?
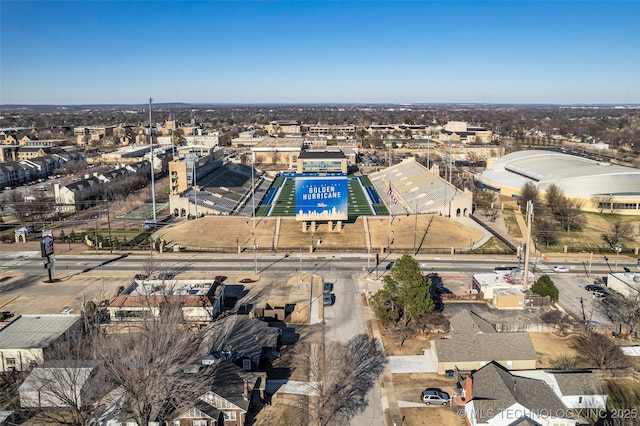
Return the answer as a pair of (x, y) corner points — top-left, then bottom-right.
(494, 322), (556, 333)
(469, 213), (518, 253)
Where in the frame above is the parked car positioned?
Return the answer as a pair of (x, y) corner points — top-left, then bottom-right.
(0, 311), (14, 321)
(134, 274), (147, 281)
(386, 261), (395, 270)
(585, 284), (607, 297)
(421, 388), (450, 405)
(239, 278), (255, 283)
(323, 282), (333, 293)
(323, 293), (334, 306)
(553, 265), (569, 272)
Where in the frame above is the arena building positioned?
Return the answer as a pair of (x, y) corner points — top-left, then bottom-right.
(477, 151), (640, 215)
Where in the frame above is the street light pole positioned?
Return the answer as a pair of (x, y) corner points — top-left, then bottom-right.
(614, 246), (621, 272)
(413, 202), (418, 255)
(253, 239), (258, 275)
(148, 98), (157, 222)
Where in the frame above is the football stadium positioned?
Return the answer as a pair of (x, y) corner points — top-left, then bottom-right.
(168, 150), (473, 223)
(161, 150), (481, 251)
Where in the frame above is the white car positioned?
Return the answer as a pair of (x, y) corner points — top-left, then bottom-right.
(553, 265), (569, 272)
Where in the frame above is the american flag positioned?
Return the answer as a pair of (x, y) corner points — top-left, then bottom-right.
(388, 185), (398, 205)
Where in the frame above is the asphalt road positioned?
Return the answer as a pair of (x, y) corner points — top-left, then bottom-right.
(0, 251), (615, 278)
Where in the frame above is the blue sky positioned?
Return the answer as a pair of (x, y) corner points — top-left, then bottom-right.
(1, 1), (639, 105)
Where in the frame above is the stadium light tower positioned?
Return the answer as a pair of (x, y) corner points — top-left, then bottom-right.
(148, 98), (157, 222)
(251, 152), (256, 229)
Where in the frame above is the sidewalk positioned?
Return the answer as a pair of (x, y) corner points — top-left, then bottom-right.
(0, 241), (91, 256)
(359, 276), (404, 426)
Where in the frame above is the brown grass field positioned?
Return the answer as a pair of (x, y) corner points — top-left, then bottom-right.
(155, 215), (485, 251)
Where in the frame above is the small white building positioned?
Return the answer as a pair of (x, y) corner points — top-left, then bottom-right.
(606, 272), (640, 298)
(107, 280), (223, 322)
(472, 269), (534, 300)
(0, 315), (81, 372)
(19, 361), (100, 409)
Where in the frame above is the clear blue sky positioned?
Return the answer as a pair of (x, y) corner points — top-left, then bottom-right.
(1, 1), (639, 105)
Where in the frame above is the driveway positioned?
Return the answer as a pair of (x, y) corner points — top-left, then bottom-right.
(388, 350), (438, 373)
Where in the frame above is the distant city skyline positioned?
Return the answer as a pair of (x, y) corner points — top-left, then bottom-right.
(1, 1), (639, 105)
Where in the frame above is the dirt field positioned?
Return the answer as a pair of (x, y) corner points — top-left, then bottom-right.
(529, 332), (585, 368)
(400, 407), (466, 426)
(379, 322), (436, 356)
(154, 215), (484, 251)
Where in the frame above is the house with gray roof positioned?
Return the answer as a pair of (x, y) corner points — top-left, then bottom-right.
(448, 310), (496, 335)
(19, 361), (102, 409)
(513, 369), (607, 410)
(0, 314), (81, 372)
(201, 316), (280, 371)
(170, 362), (266, 426)
(464, 362), (575, 426)
(431, 332), (537, 375)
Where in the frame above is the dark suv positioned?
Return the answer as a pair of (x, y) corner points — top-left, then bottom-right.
(421, 388), (450, 405)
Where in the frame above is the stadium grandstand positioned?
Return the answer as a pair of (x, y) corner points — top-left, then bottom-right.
(169, 162), (264, 217)
(368, 158), (473, 218)
(477, 151), (640, 215)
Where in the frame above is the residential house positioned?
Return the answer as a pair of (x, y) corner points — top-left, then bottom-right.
(0, 315), (82, 372)
(432, 332), (537, 375)
(432, 309), (537, 374)
(0, 161), (28, 188)
(19, 361), (102, 409)
(0, 132), (19, 144)
(464, 362), (575, 426)
(202, 315), (281, 371)
(447, 310), (496, 335)
(513, 370), (607, 410)
(171, 363), (266, 426)
(0, 145), (19, 162)
(54, 176), (103, 212)
(17, 146), (51, 160)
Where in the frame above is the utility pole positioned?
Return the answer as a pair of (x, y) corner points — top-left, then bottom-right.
(413, 202), (418, 255)
(253, 239), (258, 275)
(193, 125), (198, 218)
(522, 200), (533, 288)
(106, 201), (113, 255)
(148, 98), (157, 222)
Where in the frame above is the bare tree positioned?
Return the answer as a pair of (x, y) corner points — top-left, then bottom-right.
(18, 320), (111, 425)
(555, 198), (585, 232)
(592, 194), (614, 214)
(541, 309), (573, 335)
(535, 214), (559, 247)
(519, 181), (540, 214)
(96, 301), (215, 425)
(298, 334), (386, 426)
(602, 293), (640, 339)
(573, 331), (629, 369)
(544, 183), (564, 215)
(270, 150), (281, 165)
(602, 221), (634, 250)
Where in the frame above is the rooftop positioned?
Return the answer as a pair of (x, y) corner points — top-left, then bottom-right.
(433, 332), (536, 363)
(0, 314), (81, 349)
